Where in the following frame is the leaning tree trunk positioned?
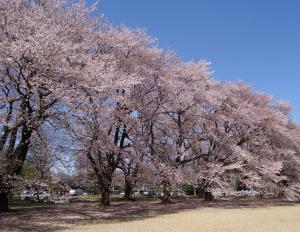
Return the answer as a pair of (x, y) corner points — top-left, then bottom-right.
(0, 192), (9, 211)
(161, 181), (172, 204)
(124, 177), (133, 201)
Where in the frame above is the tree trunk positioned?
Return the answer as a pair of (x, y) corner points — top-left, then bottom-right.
(196, 187), (205, 198)
(197, 180), (214, 201)
(0, 192), (9, 211)
(161, 181), (172, 204)
(101, 186), (110, 206)
(124, 178), (133, 201)
(197, 188), (213, 201)
(204, 191), (214, 201)
(100, 175), (112, 206)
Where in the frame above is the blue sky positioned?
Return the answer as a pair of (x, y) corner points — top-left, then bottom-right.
(91, 0), (300, 122)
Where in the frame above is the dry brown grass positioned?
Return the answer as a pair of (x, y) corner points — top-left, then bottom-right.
(63, 204), (300, 232)
(1, 199), (300, 232)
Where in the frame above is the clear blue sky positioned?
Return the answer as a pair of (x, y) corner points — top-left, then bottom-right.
(91, 0), (300, 122)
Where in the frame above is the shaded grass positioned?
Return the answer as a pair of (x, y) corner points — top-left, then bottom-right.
(1, 199), (299, 232)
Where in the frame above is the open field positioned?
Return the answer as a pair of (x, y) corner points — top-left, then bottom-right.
(64, 204), (300, 232)
(1, 199), (300, 232)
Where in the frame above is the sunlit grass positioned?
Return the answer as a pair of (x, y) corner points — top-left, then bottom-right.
(63, 204), (300, 232)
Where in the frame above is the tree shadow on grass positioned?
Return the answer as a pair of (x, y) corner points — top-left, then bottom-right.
(0, 198), (298, 232)
(88, 198), (297, 224)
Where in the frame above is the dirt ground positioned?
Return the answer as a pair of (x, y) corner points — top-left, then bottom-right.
(63, 204), (300, 232)
(0, 199), (298, 232)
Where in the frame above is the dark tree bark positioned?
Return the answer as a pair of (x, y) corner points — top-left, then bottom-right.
(86, 148), (115, 207)
(204, 192), (214, 201)
(124, 177), (133, 201)
(100, 186), (110, 206)
(121, 160), (138, 201)
(99, 172), (113, 206)
(0, 192), (9, 211)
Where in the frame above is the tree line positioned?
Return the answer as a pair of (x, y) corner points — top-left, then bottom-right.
(1, 0), (300, 210)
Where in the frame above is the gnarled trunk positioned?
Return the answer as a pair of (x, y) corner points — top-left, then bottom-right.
(0, 192), (9, 211)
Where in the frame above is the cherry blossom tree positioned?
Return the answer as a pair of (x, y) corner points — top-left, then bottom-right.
(2, 0), (300, 212)
(187, 82), (300, 200)
(65, 24), (166, 206)
(0, 0), (126, 210)
(0, 0), (94, 210)
(129, 57), (220, 203)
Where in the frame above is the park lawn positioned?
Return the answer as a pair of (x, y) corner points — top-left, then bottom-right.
(63, 204), (300, 232)
(76, 192), (142, 201)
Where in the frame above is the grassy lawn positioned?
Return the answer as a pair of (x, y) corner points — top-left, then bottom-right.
(2, 199), (299, 232)
(63, 204), (300, 232)
(75, 192), (147, 201)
